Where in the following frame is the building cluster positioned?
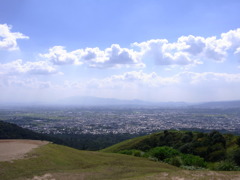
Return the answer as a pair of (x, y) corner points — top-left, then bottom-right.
(1, 107), (240, 134)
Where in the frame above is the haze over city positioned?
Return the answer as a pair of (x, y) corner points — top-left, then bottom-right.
(1, 0), (240, 104)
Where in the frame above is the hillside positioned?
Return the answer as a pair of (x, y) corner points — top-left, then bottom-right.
(193, 100), (240, 108)
(0, 120), (139, 150)
(0, 141), (177, 179)
(1, 141), (240, 180)
(0, 120), (65, 144)
(102, 130), (240, 170)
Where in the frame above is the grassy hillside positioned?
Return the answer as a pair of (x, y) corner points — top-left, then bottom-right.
(1, 143), (240, 180)
(0, 142), (178, 180)
(0, 120), (65, 144)
(102, 130), (239, 153)
(102, 130), (240, 170)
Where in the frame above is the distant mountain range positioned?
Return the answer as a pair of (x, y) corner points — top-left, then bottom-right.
(59, 96), (240, 108)
(59, 96), (189, 107)
(193, 100), (240, 108)
(1, 96), (240, 108)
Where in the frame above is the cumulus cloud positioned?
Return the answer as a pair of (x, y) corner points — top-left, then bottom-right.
(39, 28), (240, 68)
(221, 28), (240, 51)
(133, 38), (200, 65)
(41, 44), (144, 68)
(0, 24), (29, 51)
(40, 46), (81, 65)
(132, 28), (240, 65)
(0, 59), (58, 75)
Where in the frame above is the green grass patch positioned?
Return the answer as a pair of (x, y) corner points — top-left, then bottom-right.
(0, 143), (179, 180)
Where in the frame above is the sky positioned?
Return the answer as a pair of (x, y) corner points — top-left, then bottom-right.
(1, 0), (240, 104)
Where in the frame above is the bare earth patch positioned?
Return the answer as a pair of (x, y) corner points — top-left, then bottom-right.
(0, 139), (48, 162)
(27, 173), (55, 180)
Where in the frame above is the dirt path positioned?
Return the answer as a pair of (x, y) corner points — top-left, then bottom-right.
(0, 139), (48, 162)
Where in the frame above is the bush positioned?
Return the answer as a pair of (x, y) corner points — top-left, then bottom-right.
(193, 146), (208, 158)
(118, 150), (133, 155)
(181, 154), (207, 168)
(164, 156), (182, 167)
(118, 149), (142, 157)
(133, 150), (142, 157)
(207, 149), (226, 162)
(179, 143), (193, 154)
(181, 134), (192, 143)
(233, 149), (240, 166)
(236, 137), (240, 147)
(213, 161), (237, 171)
(148, 146), (180, 161)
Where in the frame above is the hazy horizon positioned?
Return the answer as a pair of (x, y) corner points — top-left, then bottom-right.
(1, 0), (240, 104)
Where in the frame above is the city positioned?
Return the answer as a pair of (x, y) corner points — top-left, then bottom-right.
(1, 106), (240, 135)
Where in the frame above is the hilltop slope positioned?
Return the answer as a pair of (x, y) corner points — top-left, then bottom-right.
(102, 130), (240, 170)
(0, 141), (178, 180)
(1, 141), (240, 180)
(102, 130), (239, 154)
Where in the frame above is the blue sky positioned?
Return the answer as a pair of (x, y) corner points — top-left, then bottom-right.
(1, 0), (240, 103)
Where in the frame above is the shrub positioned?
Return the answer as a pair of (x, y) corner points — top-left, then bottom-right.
(179, 143), (193, 154)
(236, 137), (240, 147)
(181, 154), (207, 168)
(207, 149), (226, 162)
(193, 146), (208, 158)
(118, 150), (133, 155)
(118, 149), (142, 157)
(233, 149), (240, 166)
(133, 150), (141, 157)
(181, 134), (192, 143)
(148, 146), (180, 161)
(213, 161), (237, 171)
(164, 156), (182, 167)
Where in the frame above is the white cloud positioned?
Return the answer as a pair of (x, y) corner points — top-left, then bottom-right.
(39, 28), (240, 68)
(203, 36), (229, 62)
(235, 47), (240, 54)
(90, 71), (240, 89)
(0, 59), (58, 75)
(133, 38), (199, 65)
(85, 71), (178, 90)
(88, 44), (144, 68)
(41, 44), (144, 68)
(175, 71), (240, 84)
(221, 28), (240, 51)
(0, 75), (53, 89)
(1, 70), (240, 102)
(82, 71), (240, 101)
(40, 46), (81, 65)
(132, 28), (240, 65)
(0, 24), (29, 51)
(178, 35), (206, 55)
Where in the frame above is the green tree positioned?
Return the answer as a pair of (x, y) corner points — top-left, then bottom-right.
(236, 137), (240, 147)
(149, 146), (180, 161)
(233, 149), (240, 166)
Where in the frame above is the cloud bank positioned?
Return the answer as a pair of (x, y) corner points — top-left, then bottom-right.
(0, 59), (58, 75)
(39, 28), (240, 68)
(40, 44), (144, 68)
(1, 24), (240, 103)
